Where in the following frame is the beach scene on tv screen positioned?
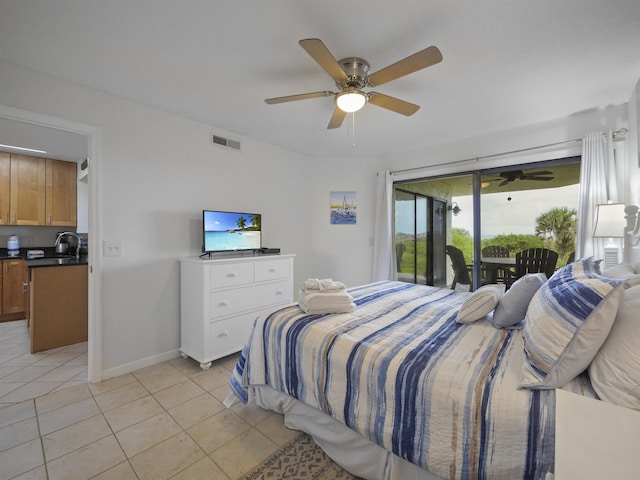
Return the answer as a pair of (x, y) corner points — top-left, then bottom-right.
(204, 211), (261, 251)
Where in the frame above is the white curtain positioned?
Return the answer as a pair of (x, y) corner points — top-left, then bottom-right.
(372, 170), (396, 281)
(576, 131), (618, 259)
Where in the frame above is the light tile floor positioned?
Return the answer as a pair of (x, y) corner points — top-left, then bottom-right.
(0, 320), (298, 479)
(0, 320), (88, 405)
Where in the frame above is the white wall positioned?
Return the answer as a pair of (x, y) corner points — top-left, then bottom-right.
(305, 156), (378, 287)
(377, 103), (629, 176)
(0, 61), (376, 376)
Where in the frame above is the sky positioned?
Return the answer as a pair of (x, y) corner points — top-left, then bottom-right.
(395, 183), (580, 238)
(204, 210), (260, 231)
(453, 184), (579, 237)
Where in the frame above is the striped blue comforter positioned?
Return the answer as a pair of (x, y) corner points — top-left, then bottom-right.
(230, 281), (575, 479)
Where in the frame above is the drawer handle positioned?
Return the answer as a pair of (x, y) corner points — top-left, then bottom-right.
(275, 291), (283, 295)
(218, 301), (229, 307)
(218, 330), (229, 338)
(227, 272), (237, 278)
(269, 268), (277, 272)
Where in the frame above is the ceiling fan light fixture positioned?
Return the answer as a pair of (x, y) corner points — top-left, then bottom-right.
(335, 89), (367, 113)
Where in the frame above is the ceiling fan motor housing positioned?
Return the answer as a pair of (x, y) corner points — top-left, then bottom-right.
(337, 57), (370, 89)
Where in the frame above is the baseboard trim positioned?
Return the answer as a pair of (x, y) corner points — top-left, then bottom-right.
(100, 348), (180, 381)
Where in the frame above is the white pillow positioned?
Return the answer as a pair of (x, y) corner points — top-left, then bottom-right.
(520, 257), (625, 389)
(492, 273), (547, 329)
(603, 262), (636, 279)
(589, 284), (640, 410)
(456, 284), (505, 324)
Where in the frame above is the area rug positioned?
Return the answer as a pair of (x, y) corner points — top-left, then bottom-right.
(243, 432), (362, 480)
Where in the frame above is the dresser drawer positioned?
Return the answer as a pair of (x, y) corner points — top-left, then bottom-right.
(209, 314), (253, 357)
(210, 279), (292, 319)
(255, 258), (291, 282)
(210, 262), (254, 288)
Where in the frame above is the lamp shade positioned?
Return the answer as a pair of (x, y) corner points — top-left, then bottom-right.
(593, 203), (626, 238)
(335, 90), (367, 113)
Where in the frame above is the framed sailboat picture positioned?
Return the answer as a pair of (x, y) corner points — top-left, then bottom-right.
(330, 191), (357, 225)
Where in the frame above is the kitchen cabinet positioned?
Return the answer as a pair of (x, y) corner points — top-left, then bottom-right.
(46, 158), (77, 226)
(30, 264), (88, 353)
(0, 152), (10, 225)
(180, 254), (295, 370)
(0, 153), (77, 227)
(10, 153), (46, 226)
(0, 258), (28, 321)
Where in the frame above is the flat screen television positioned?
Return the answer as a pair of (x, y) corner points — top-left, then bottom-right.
(202, 210), (262, 253)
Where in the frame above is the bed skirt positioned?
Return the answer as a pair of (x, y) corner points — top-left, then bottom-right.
(250, 385), (443, 480)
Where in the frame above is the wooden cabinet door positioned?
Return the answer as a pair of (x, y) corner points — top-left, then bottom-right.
(46, 159), (77, 226)
(10, 154), (46, 225)
(0, 152), (10, 225)
(2, 259), (27, 315)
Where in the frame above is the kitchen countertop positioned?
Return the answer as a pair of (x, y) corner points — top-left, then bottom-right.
(0, 248), (88, 267)
(25, 256), (88, 268)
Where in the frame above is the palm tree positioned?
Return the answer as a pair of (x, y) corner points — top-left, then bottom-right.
(535, 207), (576, 263)
(236, 216), (246, 230)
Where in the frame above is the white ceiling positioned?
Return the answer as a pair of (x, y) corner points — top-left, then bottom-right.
(1, 0), (640, 159)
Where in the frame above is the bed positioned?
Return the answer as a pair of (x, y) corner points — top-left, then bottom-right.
(229, 258), (637, 480)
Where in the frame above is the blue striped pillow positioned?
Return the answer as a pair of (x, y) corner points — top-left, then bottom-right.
(520, 257), (625, 389)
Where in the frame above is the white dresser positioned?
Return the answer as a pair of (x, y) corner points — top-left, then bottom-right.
(180, 254), (295, 370)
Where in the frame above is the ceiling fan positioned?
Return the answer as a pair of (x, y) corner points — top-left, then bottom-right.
(489, 170), (555, 187)
(264, 38), (443, 129)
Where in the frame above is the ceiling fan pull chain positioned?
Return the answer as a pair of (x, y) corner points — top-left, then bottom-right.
(352, 112), (356, 147)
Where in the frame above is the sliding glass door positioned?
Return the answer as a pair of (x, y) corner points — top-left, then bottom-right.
(394, 158), (580, 289)
(394, 189), (446, 286)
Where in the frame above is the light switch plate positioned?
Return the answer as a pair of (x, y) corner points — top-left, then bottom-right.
(103, 240), (123, 257)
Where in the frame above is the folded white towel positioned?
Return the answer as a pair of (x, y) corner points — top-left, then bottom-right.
(302, 278), (347, 292)
(298, 289), (356, 314)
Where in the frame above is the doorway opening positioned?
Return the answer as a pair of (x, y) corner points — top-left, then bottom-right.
(0, 104), (101, 389)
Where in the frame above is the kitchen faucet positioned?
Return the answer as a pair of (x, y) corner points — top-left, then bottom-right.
(55, 232), (83, 259)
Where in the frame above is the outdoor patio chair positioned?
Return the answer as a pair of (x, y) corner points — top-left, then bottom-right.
(481, 246), (511, 283)
(505, 248), (559, 288)
(446, 245), (473, 290)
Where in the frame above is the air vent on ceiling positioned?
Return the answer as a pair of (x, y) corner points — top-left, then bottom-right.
(211, 133), (241, 151)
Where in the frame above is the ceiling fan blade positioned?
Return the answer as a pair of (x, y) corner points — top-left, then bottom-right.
(265, 91), (333, 104)
(367, 46), (442, 87)
(528, 170), (554, 176)
(498, 179), (512, 187)
(327, 107), (347, 129)
(522, 176), (554, 181)
(299, 38), (348, 83)
(368, 92), (420, 116)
